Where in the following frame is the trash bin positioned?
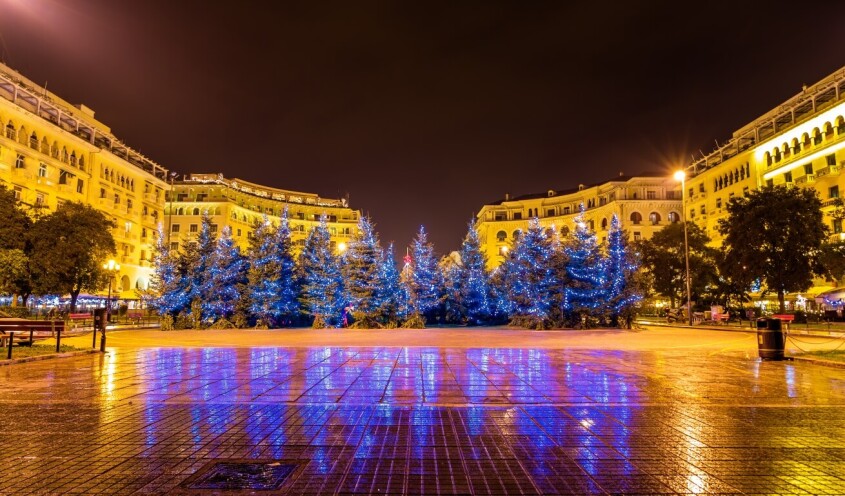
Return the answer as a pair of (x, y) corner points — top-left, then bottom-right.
(757, 318), (785, 360)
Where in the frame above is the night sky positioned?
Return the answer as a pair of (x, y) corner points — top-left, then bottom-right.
(1, 1), (844, 254)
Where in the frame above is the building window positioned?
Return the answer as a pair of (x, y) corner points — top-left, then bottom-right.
(190, 224), (198, 233)
(646, 191), (656, 199)
(513, 212), (522, 220)
(668, 212), (680, 223)
(35, 192), (44, 206)
(494, 212), (506, 221)
(743, 186), (749, 196)
(827, 154), (837, 166)
(114, 194), (120, 204)
(15, 154), (25, 169)
(141, 228), (147, 239)
(689, 208), (695, 219)
(649, 212), (661, 225)
(210, 224), (218, 233)
(38, 163), (47, 178)
(13, 186), (22, 201)
(59, 170), (69, 185)
(171, 224), (180, 233)
(766, 179), (774, 188)
(630, 212), (642, 225)
(170, 242), (179, 251)
(688, 188), (693, 197)
(633, 232), (641, 241)
(546, 209), (555, 217)
(237, 229), (242, 237)
(126, 199), (133, 210)
(830, 186), (839, 199)
(496, 230), (506, 242)
(716, 198), (722, 209)
(835, 219), (843, 234)
(784, 171), (792, 183)
(698, 184), (704, 193)
(563, 207), (571, 214)
(804, 163), (813, 175)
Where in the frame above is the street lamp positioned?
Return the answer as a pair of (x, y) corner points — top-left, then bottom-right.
(103, 259), (121, 316)
(674, 170), (693, 326)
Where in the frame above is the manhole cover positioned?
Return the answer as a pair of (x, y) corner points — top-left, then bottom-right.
(181, 460), (299, 491)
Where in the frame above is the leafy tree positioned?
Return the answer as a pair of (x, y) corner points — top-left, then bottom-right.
(0, 185), (31, 251)
(203, 226), (247, 325)
(638, 221), (718, 308)
(29, 202), (116, 311)
(718, 185), (827, 313)
(503, 218), (556, 328)
(403, 225), (441, 325)
(0, 186), (33, 301)
(603, 215), (642, 327)
(820, 240), (845, 285)
(341, 216), (382, 324)
(456, 220), (492, 325)
(0, 249), (28, 296)
(299, 216), (345, 327)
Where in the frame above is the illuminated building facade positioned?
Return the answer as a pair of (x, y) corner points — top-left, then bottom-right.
(0, 62), (169, 299)
(476, 174), (683, 269)
(168, 174), (359, 254)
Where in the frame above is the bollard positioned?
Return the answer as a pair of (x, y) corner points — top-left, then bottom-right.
(100, 330), (106, 353)
(6, 332), (13, 360)
(55, 326), (61, 353)
(92, 327), (97, 349)
(29, 328), (33, 346)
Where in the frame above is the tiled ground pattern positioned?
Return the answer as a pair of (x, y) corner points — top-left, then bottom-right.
(0, 347), (844, 494)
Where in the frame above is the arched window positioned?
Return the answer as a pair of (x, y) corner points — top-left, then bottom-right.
(51, 141), (59, 158)
(630, 212), (642, 225)
(512, 230), (521, 241)
(177, 207), (184, 215)
(837, 116), (845, 135)
(668, 212), (680, 223)
(813, 127), (822, 145)
(61, 146), (69, 163)
(802, 132), (811, 147)
(561, 226), (570, 236)
(765, 152), (772, 166)
(792, 138), (801, 155)
(496, 230), (507, 242)
(772, 148), (781, 163)
(5, 121), (15, 140)
(192, 207), (200, 216)
(69, 152), (77, 167)
(601, 218), (608, 230)
(29, 132), (38, 149)
(824, 122), (834, 139)
(649, 212), (661, 225)
(120, 275), (130, 292)
(40, 137), (49, 155)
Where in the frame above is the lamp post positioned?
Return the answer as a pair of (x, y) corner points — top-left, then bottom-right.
(102, 259), (120, 351)
(674, 170), (693, 326)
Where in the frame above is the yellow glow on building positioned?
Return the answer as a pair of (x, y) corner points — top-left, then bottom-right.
(168, 174), (359, 254)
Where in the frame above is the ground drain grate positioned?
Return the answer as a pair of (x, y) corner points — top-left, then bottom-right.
(180, 459), (300, 492)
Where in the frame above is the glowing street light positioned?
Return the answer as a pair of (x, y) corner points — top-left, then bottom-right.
(103, 258), (120, 320)
(674, 170), (693, 326)
(337, 241), (347, 253)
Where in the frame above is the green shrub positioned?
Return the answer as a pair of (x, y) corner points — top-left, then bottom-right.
(401, 314), (426, 329)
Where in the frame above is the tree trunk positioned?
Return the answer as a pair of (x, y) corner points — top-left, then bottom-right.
(70, 290), (80, 313)
(777, 289), (786, 313)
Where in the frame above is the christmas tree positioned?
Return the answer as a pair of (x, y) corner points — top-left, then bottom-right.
(150, 225), (189, 326)
(439, 251), (464, 324)
(562, 206), (606, 326)
(299, 215), (345, 327)
(183, 212), (217, 328)
(203, 226), (247, 326)
(340, 216), (381, 324)
(603, 214), (642, 327)
(246, 213), (300, 327)
(457, 220), (492, 325)
(403, 225), (441, 326)
(503, 218), (556, 328)
(374, 243), (404, 326)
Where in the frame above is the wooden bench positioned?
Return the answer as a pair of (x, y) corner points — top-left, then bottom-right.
(0, 319), (65, 348)
(126, 311), (144, 324)
(712, 312), (730, 324)
(67, 313), (92, 328)
(772, 314), (795, 329)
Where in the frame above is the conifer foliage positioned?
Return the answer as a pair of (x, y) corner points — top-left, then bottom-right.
(456, 221), (492, 325)
(299, 216), (345, 328)
(402, 226), (441, 325)
(341, 216), (382, 324)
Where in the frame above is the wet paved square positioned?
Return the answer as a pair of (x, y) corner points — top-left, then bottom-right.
(1, 332), (845, 494)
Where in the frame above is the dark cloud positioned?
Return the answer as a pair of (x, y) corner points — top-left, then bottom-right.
(1, 0), (843, 252)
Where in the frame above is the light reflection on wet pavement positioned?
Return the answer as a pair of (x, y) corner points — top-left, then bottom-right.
(1, 346), (844, 494)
